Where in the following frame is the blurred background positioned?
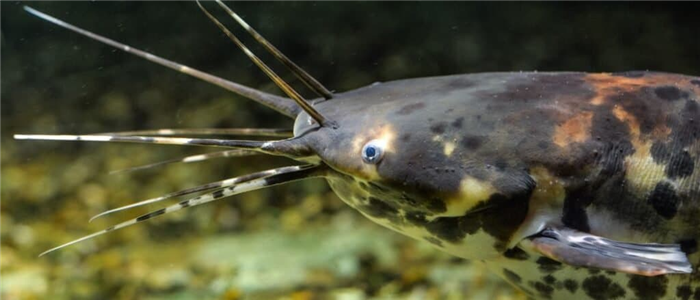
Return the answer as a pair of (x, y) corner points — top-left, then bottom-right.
(2, 2), (699, 299)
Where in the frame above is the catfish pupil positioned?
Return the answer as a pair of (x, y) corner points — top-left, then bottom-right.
(361, 140), (384, 164)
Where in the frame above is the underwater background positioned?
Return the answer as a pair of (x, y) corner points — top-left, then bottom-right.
(2, 2), (699, 299)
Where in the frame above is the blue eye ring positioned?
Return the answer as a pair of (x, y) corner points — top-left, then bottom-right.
(361, 139), (384, 164)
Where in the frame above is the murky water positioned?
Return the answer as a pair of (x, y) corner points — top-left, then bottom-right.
(2, 2), (698, 299)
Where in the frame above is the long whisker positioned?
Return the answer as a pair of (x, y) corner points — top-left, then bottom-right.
(215, 0), (333, 100)
(14, 134), (313, 158)
(109, 149), (257, 175)
(196, 1), (336, 128)
(14, 134), (265, 149)
(93, 165), (306, 221)
(23, 6), (301, 118)
(39, 164), (325, 257)
(102, 128), (293, 137)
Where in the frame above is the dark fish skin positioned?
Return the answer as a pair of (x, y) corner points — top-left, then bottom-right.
(291, 71), (700, 299)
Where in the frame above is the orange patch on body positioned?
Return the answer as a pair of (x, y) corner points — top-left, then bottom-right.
(611, 99), (672, 142)
(613, 105), (648, 150)
(587, 72), (685, 141)
(553, 112), (593, 147)
(586, 73), (687, 106)
(612, 105), (641, 138)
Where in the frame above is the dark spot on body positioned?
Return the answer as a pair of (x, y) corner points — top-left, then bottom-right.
(456, 213), (481, 236)
(430, 122), (447, 134)
(400, 133), (411, 142)
(588, 268), (601, 275)
(425, 197), (447, 213)
(472, 190), (533, 250)
(693, 287), (700, 300)
(650, 142), (670, 163)
(678, 285), (693, 300)
(212, 190), (225, 199)
(655, 86), (683, 101)
(666, 150), (694, 179)
(363, 197), (399, 221)
(503, 268), (522, 284)
(563, 279), (579, 293)
(591, 110), (635, 175)
(670, 100), (700, 148)
(424, 216), (463, 242)
(396, 102), (425, 115)
(504, 247), (530, 260)
(627, 275), (668, 300)
(423, 189), (532, 249)
(179, 199), (191, 208)
(647, 182), (680, 219)
(405, 212), (427, 225)
(595, 170), (667, 232)
(536, 257), (563, 273)
(529, 280), (554, 298)
(451, 117), (464, 128)
(542, 275), (556, 285)
(679, 239), (698, 255)
(461, 135), (484, 150)
(562, 188), (593, 232)
(582, 275), (626, 300)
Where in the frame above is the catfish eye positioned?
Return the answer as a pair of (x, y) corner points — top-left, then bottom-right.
(361, 139), (384, 164)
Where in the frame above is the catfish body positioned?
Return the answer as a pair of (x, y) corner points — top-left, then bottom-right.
(298, 71), (700, 299)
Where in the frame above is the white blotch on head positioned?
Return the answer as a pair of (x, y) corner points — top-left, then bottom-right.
(444, 141), (456, 156)
(352, 125), (396, 155)
(432, 135), (457, 157)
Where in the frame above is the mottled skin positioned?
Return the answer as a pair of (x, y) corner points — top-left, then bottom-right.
(293, 71), (700, 299)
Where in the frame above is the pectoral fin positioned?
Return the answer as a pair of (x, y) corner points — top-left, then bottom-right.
(522, 227), (693, 276)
